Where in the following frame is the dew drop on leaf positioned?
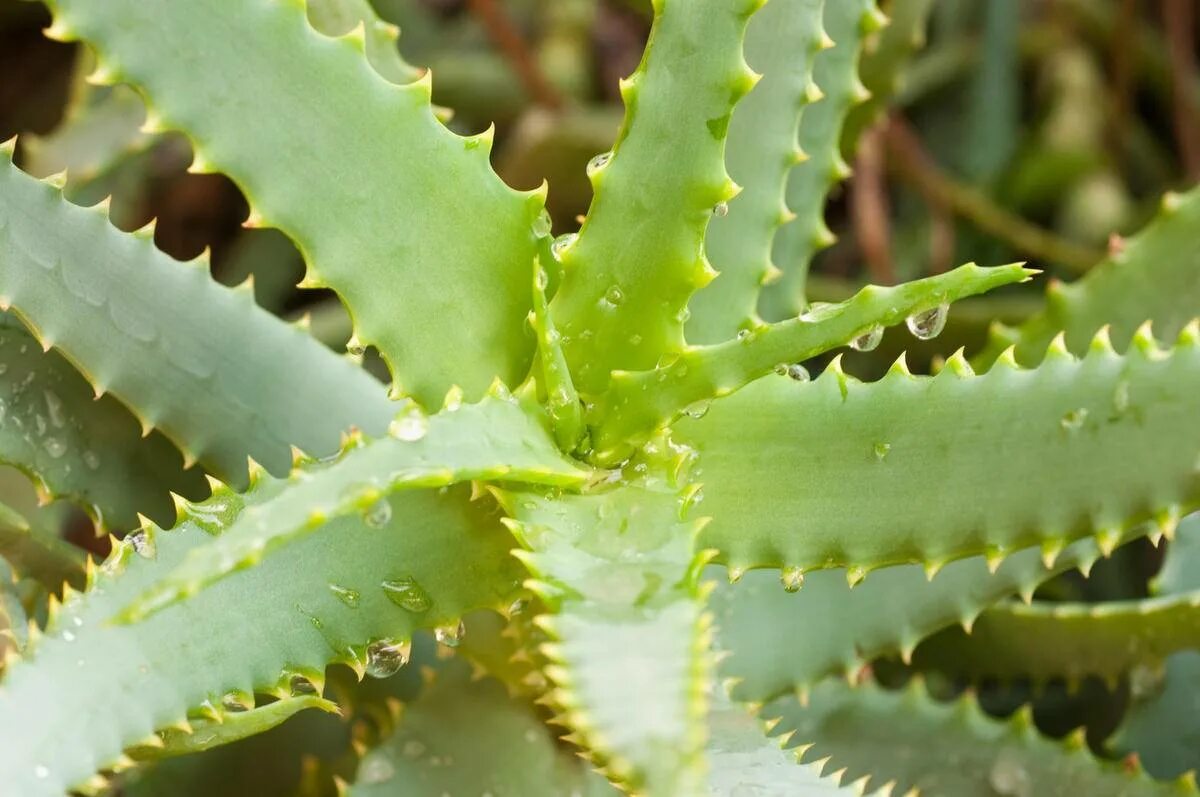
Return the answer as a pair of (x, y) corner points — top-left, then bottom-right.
(604, 285), (625, 306)
(366, 638), (411, 678)
(43, 437), (66, 458)
(388, 404), (428, 442)
(774, 363), (809, 382)
(683, 400), (711, 419)
(1060, 408), (1089, 432)
(712, 201), (728, 217)
(381, 576), (432, 612)
(435, 620), (465, 648)
(551, 233), (578, 260)
(403, 739), (426, 759)
(363, 498), (392, 528)
(586, 151), (612, 175)
(780, 566), (804, 593)
(289, 673), (317, 695)
(126, 530), (155, 559)
(328, 583), (360, 608)
(873, 442), (891, 461)
(532, 209), (552, 237)
(850, 325), (883, 352)
(359, 754), (396, 784)
(221, 692), (251, 712)
(83, 450), (100, 470)
(988, 749), (1031, 797)
(905, 303), (949, 340)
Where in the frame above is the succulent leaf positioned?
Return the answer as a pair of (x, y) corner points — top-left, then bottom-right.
(0, 495), (85, 592)
(0, 481), (524, 795)
(676, 324), (1200, 574)
(47, 0), (546, 406)
(551, 0), (760, 394)
(305, 0), (423, 85)
(0, 153), (393, 486)
(119, 396), (591, 623)
(687, 0), (827, 343)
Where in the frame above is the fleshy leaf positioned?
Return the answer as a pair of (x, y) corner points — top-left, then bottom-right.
(592, 262), (1033, 462)
(349, 658), (617, 796)
(503, 467), (711, 795)
(120, 396), (590, 623)
(687, 0), (827, 343)
(1111, 650), (1200, 781)
(0, 481), (524, 796)
(551, 0), (760, 394)
(0, 496), (84, 592)
(676, 323), (1200, 575)
(48, 0), (546, 406)
(0, 151), (393, 486)
(766, 678), (1188, 796)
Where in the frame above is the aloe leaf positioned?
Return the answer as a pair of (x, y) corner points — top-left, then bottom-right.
(531, 260), (583, 452)
(550, 0), (759, 394)
(0, 480), (525, 796)
(675, 322), (1200, 576)
(762, 0), (883, 318)
(708, 530), (1148, 704)
(502, 469), (711, 795)
(591, 262), (1032, 461)
(349, 658), (617, 796)
(911, 587), (1200, 684)
(1111, 650), (1200, 781)
(120, 395), (591, 623)
(974, 189), (1200, 369)
(0, 496), (84, 592)
(0, 152), (394, 487)
(686, 0), (827, 344)
(0, 314), (203, 530)
(765, 678), (1188, 796)
(47, 0), (546, 407)
(305, 0), (422, 85)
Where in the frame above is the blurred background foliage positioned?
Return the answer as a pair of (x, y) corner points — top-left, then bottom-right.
(0, 0), (1198, 791)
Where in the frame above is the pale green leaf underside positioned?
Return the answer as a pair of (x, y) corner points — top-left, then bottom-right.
(350, 659), (617, 796)
(677, 325), (1200, 574)
(0, 153), (393, 486)
(121, 397), (591, 623)
(0, 494), (85, 592)
(0, 315), (204, 530)
(766, 679), (1185, 796)
(709, 527), (1139, 703)
(507, 478), (708, 795)
(974, 188), (1200, 369)
(553, 0), (758, 394)
(0, 483), (524, 796)
(687, 0), (826, 343)
(592, 262), (1033, 460)
(762, 0), (878, 317)
(1111, 650), (1200, 781)
(50, 0), (545, 406)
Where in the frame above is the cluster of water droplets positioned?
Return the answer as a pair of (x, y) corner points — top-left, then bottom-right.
(773, 363), (810, 382)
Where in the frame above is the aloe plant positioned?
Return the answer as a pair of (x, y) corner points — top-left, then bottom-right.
(0, 0), (1198, 795)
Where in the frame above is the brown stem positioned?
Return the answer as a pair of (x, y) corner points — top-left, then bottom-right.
(467, 0), (564, 110)
(1163, 0), (1200, 179)
(884, 115), (1105, 274)
(851, 122), (895, 284)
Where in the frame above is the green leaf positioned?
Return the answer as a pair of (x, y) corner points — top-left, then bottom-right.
(531, 260), (583, 452)
(349, 658), (617, 796)
(0, 480), (525, 796)
(0, 152), (394, 487)
(765, 678), (1188, 796)
(686, 0), (827, 343)
(0, 496), (85, 592)
(0, 315), (204, 530)
(502, 470), (710, 795)
(119, 395), (590, 623)
(305, 0), (423, 85)
(592, 262), (1033, 462)
(974, 189), (1200, 369)
(551, 0), (759, 394)
(1110, 650), (1200, 781)
(675, 322), (1200, 575)
(48, 0), (546, 407)
(708, 528), (1142, 703)
(762, 0), (883, 317)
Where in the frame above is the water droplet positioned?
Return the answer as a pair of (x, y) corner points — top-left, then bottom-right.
(849, 325), (883, 352)
(345, 337), (366, 356)
(780, 566), (804, 592)
(799, 302), (837, 322)
(586, 151), (612, 175)
(1113, 380), (1130, 414)
(774, 363), (809, 382)
(905, 304), (949, 340)
(435, 620), (465, 648)
(683, 400), (711, 419)
(628, 333), (642, 346)
(403, 739), (427, 759)
(35, 765), (48, 779)
(83, 450), (100, 470)
(366, 638), (411, 678)
(1060, 408), (1089, 432)
(222, 692), (251, 712)
(712, 201), (729, 218)
(736, 329), (750, 340)
(43, 390), (66, 428)
(873, 442), (891, 461)
(988, 749), (1032, 797)
(508, 597), (529, 616)
(329, 583), (360, 608)
(359, 755), (396, 784)
(289, 673), (317, 695)
(388, 404), (429, 442)
(381, 577), (432, 612)
(551, 233), (577, 259)
(604, 285), (625, 306)
(1129, 662), (1165, 700)
(43, 437), (66, 458)
(363, 499), (392, 529)
(126, 530), (155, 559)
(534, 266), (549, 292)
(532, 209), (552, 237)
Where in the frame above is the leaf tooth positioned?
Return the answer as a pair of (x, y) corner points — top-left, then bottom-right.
(85, 59), (119, 86)
(886, 351), (913, 378)
(1094, 526), (1122, 558)
(1040, 537), (1066, 569)
(1045, 331), (1072, 360)
(1178, 317), (1200, 346)
(0, 135), (15, 157)
(42, 169), (68, 191)
(943, 347), (975, 377)
(1156, 504), (1181, 541)
(1131, 320), (1164, 357)
(1088, 324), (1116, 355)
(984, 545), (1006, 574)
(245, 455), (268, 485)
(845, 565), (867, 589)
